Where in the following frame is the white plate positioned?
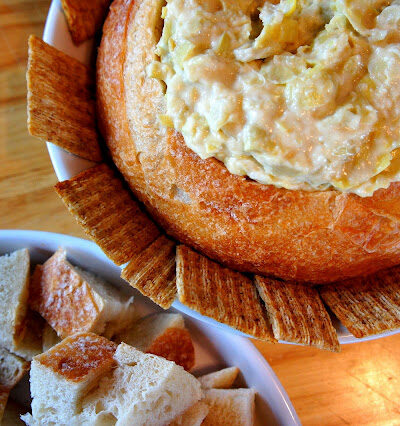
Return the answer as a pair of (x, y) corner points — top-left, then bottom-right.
(0, 230), (300, 425)
(42, 0), (400, 345)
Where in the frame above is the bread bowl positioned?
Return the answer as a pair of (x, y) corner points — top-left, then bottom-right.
(97, 0), (400, 283)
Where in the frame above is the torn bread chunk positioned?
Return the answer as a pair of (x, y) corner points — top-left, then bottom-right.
(255, 276), (340, 352)
(54, 164), (160, 266)
(0, 348), (30, 389)
(0, 386), (9, 423)
(198, 367), (240, 389)
(116, 313), (194, 371)
(80, 343), (203, 425)
(22, 333), (117, 426)
(0, 249), (30, 351)
(0, 249), (42, 360)
(30, 249), (135, 339)
(320, 267), (400, 338)
(202, 388), (256, 426)
(170, 401), (209, 426)
(61, 0), (111, 45)
(27, 35), (102, 162)
(176, 245), (274, 341)
(121, 235), (176, 309)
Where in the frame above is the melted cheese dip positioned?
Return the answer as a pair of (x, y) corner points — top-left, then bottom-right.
(149, 0), (400, 196)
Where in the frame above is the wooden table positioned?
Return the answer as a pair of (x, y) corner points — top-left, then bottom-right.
(1, 1), (399, 424)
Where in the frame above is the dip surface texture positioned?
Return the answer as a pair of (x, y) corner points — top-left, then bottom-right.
(150, 0), (400, 196)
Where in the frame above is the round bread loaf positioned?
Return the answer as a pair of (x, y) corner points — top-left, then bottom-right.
(97, 0), (400, 283)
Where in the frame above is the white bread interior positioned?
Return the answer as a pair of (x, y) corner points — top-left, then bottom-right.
(74, 266), (136, 339)
(117, 312), (184, 350)
(198, 367), (240, 390)
(23, 335), (202, 425)
(202, 388), (256, 426)
(169, 401), (209, 426)
(0, 347), (29, 389)
(23, 333), (117, 426)
(0, 249), (30, 352)
(32, 249), (135, 340)
(81, 342), (203, 425)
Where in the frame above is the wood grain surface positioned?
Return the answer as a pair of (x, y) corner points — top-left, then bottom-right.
(0, 1), (399, 424)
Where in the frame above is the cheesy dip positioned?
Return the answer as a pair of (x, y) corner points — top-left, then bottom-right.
(149, 0), (400, 196)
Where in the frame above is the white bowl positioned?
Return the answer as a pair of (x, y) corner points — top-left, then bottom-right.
(42, 0), (400, 345)
(1, 230), (300, 425)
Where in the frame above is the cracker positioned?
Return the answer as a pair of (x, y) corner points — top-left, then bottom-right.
(54, 164), (160, 265)
(319, 267), (400, 338)
(176, 245), (274, 341)
(121, 235), (176, 309)
(27, 35), (102, 162)
(255, 276), (340, 352)
(61, 0), (111, 45)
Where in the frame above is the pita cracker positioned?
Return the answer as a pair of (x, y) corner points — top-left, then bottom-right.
(121, 235), (176, 309)
(27, 35), (102, 162)
(54, 164), (160, 265)
(61, 0), (111, 45)
(320, 266), (400, 338)
(176, 245), (274, 341)
(255, 276), (340, 352)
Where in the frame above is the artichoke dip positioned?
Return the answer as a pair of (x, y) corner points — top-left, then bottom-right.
(148, 0), (400, 196)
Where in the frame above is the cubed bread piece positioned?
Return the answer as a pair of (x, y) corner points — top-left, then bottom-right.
(198, 367), (240, 389)
(0, 347), (30, 388)
(117, 313), (195, 370)
(170, 401), (209, 426)
(30, 249), (135, 339)
(202, 388), (256, 426)
(24, 332), (117, 425)
(0, 249), (40, 358)
(81, 343), (203, 425)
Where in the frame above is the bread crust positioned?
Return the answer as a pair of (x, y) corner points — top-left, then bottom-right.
(97, 0), (400, 283)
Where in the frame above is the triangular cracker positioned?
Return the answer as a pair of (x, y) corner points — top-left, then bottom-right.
(255, 276), (340, 352)
(176, 245), (274, 341)
(121, 235), (176, 308)
(61, 0), (111, 45)
(54, 164), (160, 265)
(320, 267), (400, 338)
(27, 35), (102, 162)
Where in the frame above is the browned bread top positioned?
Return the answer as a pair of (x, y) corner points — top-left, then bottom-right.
(35, 333), (116, 383)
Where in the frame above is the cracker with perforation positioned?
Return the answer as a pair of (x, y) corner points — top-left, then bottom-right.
(176, 245), (274, 341)
(121, 235), (176, 309)
(320, 267), (400, 338)
(61, 0), (111, 45)
(54, 164), (160, 265)
(27, 35), (101, 162)
(255, 276), (340, 352)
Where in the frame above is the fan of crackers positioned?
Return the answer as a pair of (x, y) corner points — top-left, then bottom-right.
(26, 1), (400, 353)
